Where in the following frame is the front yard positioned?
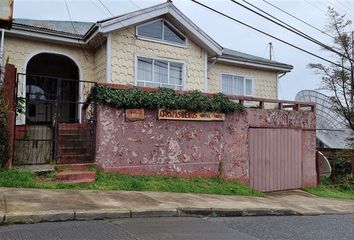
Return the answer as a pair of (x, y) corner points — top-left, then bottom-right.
(0, 169), (264, 197)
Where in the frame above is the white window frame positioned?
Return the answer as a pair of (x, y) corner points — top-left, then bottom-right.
(219, 73), (255, 96)
(135, 18), (188, 48)
(134, 55), (187, 90)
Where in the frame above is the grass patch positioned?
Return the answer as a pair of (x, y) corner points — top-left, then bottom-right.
(0, 169), (264, 197)
(304, 178), (354, 200)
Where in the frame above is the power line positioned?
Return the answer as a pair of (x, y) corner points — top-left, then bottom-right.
(97, 0), (114, 17)
(232, 0), (353, 62)
(304, 0), (328, 14)
(262, 0), (334, 40)
(90, 0), (110, 17)
(325, 0), (354, 20)
(63, 0), (89, 60)
(189, 0), (350, 70)
(334, 0), (354, 14)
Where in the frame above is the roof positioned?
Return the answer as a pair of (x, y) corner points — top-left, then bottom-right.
(97, 1), (223, 55)
(9, 2), (292, 71)
(295, 90), (353, 150)
(221, 48), (293, 71)
(13, 18), (95, 38)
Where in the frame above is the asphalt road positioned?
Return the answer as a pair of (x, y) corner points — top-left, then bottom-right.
(0, 215), (354, 240)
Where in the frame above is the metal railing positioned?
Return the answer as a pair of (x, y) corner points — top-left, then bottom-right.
(13, 73), (97, 165)
(99, 83), (316, 112)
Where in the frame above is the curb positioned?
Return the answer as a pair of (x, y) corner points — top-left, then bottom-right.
(177, 208), (299, 217)
(0, 207), (305, 225)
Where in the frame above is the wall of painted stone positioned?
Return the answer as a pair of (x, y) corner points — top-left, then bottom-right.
(95, 105), (316, 188)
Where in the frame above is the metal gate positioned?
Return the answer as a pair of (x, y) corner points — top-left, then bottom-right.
(249, 128), (303, 192)
(13, 73), (96, 165)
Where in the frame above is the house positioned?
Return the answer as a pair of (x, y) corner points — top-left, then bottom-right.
(2, 2), (317, 192)
(3, 2), (292, 108)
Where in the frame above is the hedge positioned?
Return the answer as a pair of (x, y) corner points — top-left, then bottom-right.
(90, 86), (244, 114)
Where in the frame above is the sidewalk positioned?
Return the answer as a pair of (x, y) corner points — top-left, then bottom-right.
(0, 187), (354, 224)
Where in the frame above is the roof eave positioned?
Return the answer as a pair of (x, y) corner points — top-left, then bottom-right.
(98, 2), (222, 55)
(217, 57), (293, 73)
(6, 27), (89, 47)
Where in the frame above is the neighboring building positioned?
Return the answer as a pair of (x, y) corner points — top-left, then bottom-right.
(3, 2), (292, 118)
(295, 90), (353, 150)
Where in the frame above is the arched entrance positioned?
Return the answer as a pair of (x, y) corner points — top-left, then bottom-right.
(14, 52), (95, 165)
(26, 53), (80, 123)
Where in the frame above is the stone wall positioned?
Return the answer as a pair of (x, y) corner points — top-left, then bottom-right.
(95, 104), (316, 189)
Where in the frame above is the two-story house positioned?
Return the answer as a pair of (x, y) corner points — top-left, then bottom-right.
(4, 2), (292, 123)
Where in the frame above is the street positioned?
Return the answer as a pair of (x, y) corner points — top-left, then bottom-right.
(0, 215), (353, 240)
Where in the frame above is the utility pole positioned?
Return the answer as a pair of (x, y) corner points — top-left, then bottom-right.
(268, 42), (273, 61)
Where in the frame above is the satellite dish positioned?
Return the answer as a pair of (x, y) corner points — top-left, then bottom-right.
(317, 151), (332, 177)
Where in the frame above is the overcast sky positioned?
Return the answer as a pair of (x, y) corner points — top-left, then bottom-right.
(11, 0), (354, 100)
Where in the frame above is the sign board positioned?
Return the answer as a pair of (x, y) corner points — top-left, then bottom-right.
(0, 0), (13, 29)
(125, 109), (145, 121)
(158, 109), (225, 121)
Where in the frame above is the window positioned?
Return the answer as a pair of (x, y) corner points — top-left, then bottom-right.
(136, 19), (186, 45)
(136, 57), (184, 90)
(221, 74), (254, 96)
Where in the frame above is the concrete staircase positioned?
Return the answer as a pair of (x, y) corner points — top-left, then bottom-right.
(54, 163), (96, 184)
(57, 123), (94, 164)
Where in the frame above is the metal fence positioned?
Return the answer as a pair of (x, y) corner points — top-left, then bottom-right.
(13, 73), (96, 165)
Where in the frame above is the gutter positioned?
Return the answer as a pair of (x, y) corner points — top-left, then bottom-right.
(216, 57), (293, 73)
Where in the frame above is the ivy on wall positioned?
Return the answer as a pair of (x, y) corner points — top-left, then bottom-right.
(90, 86), (244, 113)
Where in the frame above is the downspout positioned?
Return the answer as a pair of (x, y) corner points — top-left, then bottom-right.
(203, 50), (208, 92)
(106, 32), (112, 83)
(207, 56), (219, 72)
(277, 72), (287, 100)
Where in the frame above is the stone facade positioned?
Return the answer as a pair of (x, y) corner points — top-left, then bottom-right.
(95, 105), (316, 190)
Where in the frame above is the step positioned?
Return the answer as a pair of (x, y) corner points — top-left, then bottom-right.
(57, 154), (93, 164)
(54, 171), (96, 183)
(58, 123), (82, 129)
(54, 163), (96, 172)
(58, 147), (87, 155)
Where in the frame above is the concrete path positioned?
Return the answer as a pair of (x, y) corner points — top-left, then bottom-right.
(0, 187), (353, 224)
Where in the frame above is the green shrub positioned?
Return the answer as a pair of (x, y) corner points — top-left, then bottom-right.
(327, 156), (352, 182)
(90, 86), (244, 113)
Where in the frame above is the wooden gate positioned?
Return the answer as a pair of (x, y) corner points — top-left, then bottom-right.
(249, 128), (302, 192)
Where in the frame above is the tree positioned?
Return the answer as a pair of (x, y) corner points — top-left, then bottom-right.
(309, 7), (354, 132)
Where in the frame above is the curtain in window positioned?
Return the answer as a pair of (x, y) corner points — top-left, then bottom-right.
(170, 62), (183, 85)
(137, 58), (153, 82)
(137, 57), (183, 89)
(245, 78), (253, 96)
(221, 74), (244, 95)
(154, 60), (168, 83)
(221, 75), (254, 96)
